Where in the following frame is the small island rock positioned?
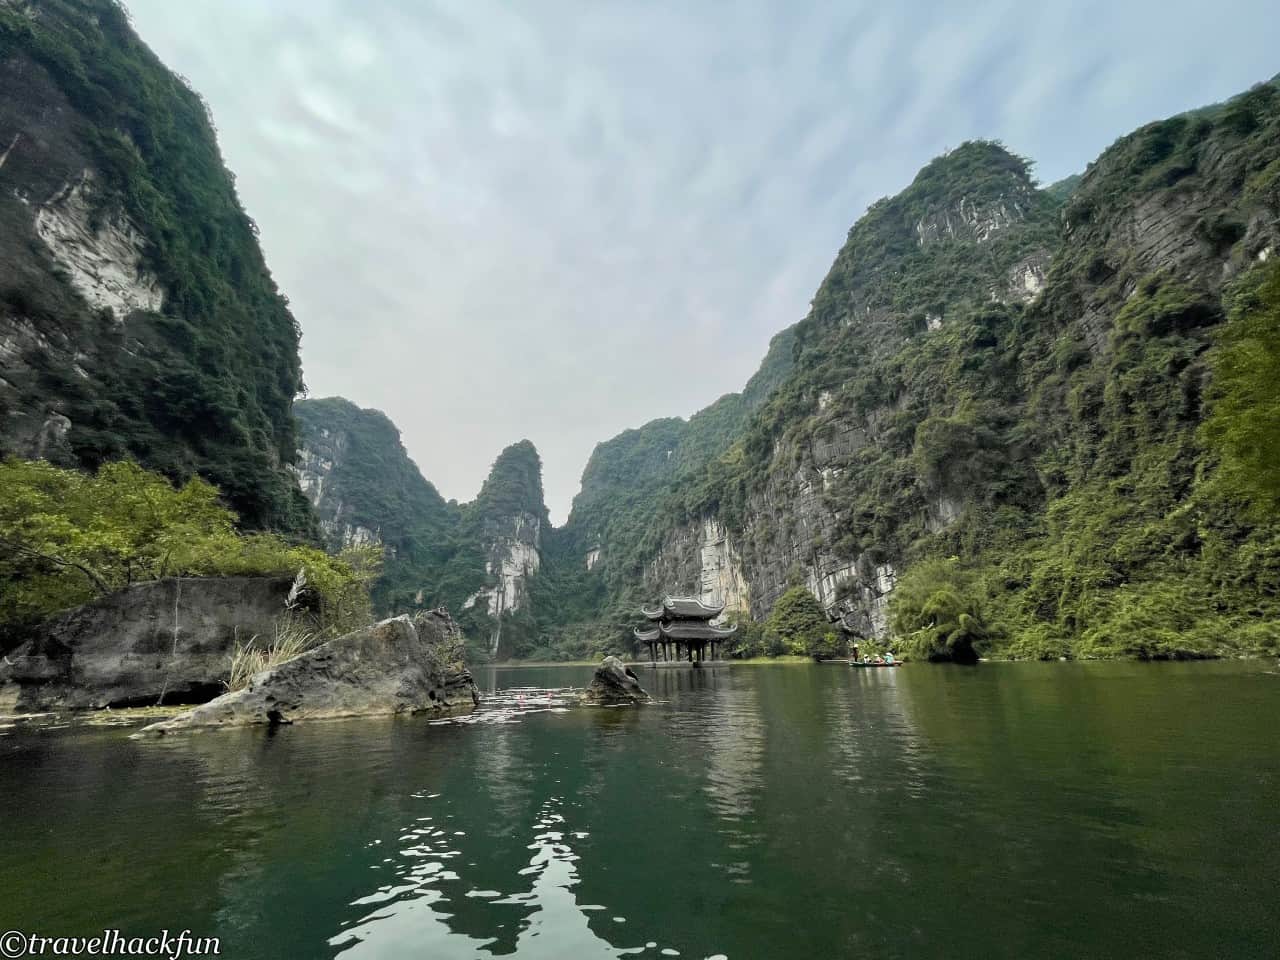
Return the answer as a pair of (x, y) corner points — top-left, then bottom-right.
(582, 655), (650, 705)
(134, 609), (477, 736)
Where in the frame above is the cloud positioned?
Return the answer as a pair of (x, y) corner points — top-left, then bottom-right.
(125, 0), (1277, 522)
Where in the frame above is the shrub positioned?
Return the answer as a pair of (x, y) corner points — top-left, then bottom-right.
(765, 586), (833, 657)
(0, 458), (377, 632)
(889, 557), (989, 663)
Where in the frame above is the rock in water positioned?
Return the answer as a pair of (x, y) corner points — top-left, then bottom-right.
(0, 577), (295, 711)
(582, 656), (650, 705)
(135, 610), (478, 736)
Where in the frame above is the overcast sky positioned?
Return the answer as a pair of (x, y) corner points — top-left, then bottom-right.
(126, 0), (1275, 523)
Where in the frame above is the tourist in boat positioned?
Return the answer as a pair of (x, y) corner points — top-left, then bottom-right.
(884, 651), (895, 665)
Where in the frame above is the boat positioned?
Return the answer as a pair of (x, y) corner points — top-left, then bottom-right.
(818, 659), (902, 667)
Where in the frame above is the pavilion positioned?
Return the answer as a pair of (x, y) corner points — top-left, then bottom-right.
(634, 596), (737, 664)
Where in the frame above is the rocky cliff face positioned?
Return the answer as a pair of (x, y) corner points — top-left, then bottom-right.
(563, 83), (1280, 655)
(0, 576), (296, 711)
(0, 1), (312, 533)
(454, 440), (549, 657)
(293, 397), (458, 616)
(291, 401), (551, 659)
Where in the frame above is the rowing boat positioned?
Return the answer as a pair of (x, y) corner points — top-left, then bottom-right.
(818, 659), (902, 667)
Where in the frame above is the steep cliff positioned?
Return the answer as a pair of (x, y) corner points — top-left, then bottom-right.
(457, 440), (548, 656)
(293, 398), (551, 659)
(294, 397), (460, 612)
(547, 79), (1280, 660)
(0, 0), (311, 533)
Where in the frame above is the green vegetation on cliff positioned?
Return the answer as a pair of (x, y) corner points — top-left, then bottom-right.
(546, 83), (1280, 663)
(0, 0), (311, 533)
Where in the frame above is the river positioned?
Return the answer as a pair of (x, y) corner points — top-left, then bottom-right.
(1, 661), (1276, 959)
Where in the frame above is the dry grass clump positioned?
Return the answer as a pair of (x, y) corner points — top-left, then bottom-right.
(226, 617), (318, 692)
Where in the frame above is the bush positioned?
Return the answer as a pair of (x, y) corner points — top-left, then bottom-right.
(0, 458), (377, 632)
(765, 586), (834, 657)
(889, 557), (989, 663)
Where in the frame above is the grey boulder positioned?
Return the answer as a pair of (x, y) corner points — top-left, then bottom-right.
(582, 655), (650, 704)
(135, 609), (478, 736)
(0, 576), (294, 711)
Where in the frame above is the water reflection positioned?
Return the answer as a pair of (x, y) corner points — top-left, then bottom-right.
(3, 662), (1275, 960)
(331, 796), (672, 959)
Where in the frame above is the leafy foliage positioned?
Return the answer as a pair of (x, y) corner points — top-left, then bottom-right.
(1200, 261), (1280, 517)
(765, 586), (833, 658)
(889, 558), (988, 663)
(0, 458), (376, 632)
(0, 1), (310, 533)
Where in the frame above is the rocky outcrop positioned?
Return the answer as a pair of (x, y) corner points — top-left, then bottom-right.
(644, 517), (748, 620)
(135, 610), (478, 735)
(33, 171), (164, 319)
(581, 656), (650, 705)
(292, 422), (383, 551)
(0, 577), (295, 711)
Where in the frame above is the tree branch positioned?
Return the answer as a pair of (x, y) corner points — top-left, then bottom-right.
(1, 537), (110, 595)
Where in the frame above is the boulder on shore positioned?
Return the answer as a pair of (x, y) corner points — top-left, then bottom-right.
(135, 609), (478, 736)
(582, 655), (650, 705)
(0, 576), (295, 711)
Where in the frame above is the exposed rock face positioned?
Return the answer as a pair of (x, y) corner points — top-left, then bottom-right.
(135, 610), (478, 735)
(582, 656), (649, 705)
(995, 251), (1050, 304)
(915, 190), (1034, 245)
(645, 517), (749, 620)
(33, 171), (164, 318)
(0, 7), (309, 531)
(0, 577), (294, 711)
(470, 515), (541, 617)
(292, 420), (382, 551)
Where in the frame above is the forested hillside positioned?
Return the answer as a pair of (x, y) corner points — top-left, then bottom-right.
(535, 79), (1280, 661)
(0, 0), (311, 532)
(296, 77), (1280, 662)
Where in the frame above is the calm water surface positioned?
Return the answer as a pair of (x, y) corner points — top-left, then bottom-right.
(1, 662), (1277, 959)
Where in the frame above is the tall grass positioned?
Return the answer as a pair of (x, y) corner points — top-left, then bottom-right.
(226, 617), (318, 692)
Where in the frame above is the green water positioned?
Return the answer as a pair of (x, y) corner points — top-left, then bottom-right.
(1, 662), (1277, 959)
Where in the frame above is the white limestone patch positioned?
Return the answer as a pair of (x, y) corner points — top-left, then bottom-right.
(0, 133), (18, 171)
(585, 546), (601, 571)
(34, 171), (163, 319)
(485, 538), (540, 619)
(698, 518), (749, 617)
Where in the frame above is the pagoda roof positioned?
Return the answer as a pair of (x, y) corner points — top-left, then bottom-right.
(639, 597), (727, 621)
(660, 621), (737, 640)
(635, 622), (737, 642)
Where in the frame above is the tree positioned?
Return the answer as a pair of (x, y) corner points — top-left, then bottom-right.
(0, 458), (375, 631)
(765, 586), (832, 657)
(889, 557), (988, 663)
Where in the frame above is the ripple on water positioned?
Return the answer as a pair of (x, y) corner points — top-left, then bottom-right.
(330, 793), (724, 959)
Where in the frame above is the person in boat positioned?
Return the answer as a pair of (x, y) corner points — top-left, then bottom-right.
(852, 643), (861, 663)
(884, 651), (895, 665)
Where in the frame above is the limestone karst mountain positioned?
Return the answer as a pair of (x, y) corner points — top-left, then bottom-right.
(306, 82), (1280, 660)
(0, 0), (312, 533)
(295, 397), (549, 658)
(3, 0), (1277, 660)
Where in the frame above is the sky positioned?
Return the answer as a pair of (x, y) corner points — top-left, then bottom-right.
(125, 0), (1276, 524)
